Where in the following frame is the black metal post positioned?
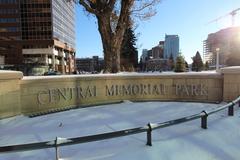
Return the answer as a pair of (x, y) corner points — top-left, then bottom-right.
(55, 137), (59, 160)
(228, 104), (234, 116)
(146, 123), (152, 146)
(238, 101), (240, 108)
(201, 111), (208, 129)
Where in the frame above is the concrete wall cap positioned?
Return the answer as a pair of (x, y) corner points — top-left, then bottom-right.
(221, 66), (240, 74)
(0, 70), (23, 80)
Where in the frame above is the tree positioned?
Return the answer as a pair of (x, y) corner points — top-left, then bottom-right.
(185, 61), (189, 71)
(120, 26), (138, 71)
(204, 61), (209, 70)
(192, 51), (203, 72)
(174, 54), (186, 72)
(139, 57), (143, 71)
(74, 0), (160, 73)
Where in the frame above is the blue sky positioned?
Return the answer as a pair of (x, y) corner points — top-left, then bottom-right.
(75, 0), (240, 63)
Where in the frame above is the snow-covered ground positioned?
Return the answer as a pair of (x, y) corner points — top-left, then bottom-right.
(0, 101), (239, 160)
(23, 70), (219, 80)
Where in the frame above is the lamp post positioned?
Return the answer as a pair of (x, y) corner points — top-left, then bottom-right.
(216, 48), (220, 71)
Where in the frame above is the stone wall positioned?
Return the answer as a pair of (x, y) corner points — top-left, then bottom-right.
(20, 73), (223, 115)
(221, 67), (240, 101)
(1, 67), (240, 119)
(0, 71), (23, 118)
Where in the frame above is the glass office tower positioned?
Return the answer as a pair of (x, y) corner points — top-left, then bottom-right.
(0, 0), (76, 75)
(164, 35), (179, 61)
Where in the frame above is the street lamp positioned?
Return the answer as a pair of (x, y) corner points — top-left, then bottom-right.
(216, 48), (220, 71)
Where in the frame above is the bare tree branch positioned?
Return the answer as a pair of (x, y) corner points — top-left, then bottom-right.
(131, 0), (160, 13)
(133, 10), (157, 20)
(115, 0), (134, 37)
(79, 0), (97, 15)
(130, 0), (160, 21)
(108, 0), (116, 12)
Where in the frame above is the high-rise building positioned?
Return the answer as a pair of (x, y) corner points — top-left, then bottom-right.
(203, 27), (240, 67)
(0, 0), (21, 67)
(0, 0), (76, 75)
(164, 35), (179, 61)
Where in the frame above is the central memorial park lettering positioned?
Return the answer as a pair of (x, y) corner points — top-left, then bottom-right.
(174, 84), (207, 96)
(37, 86), (97, 105)
(37, 83), (208, 105)
(106, 84), (166, 96)
(105, 84), (207, 96)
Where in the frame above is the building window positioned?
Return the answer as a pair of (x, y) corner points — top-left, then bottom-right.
(0, 18), (19, 23)
(0, 9), (18, 14)
(0, 0), (17, 4)
(0, 27), (19, 32)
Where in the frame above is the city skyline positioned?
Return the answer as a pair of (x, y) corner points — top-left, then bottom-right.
(75, 0), (240, 63)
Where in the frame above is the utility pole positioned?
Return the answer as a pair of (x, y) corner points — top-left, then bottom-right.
(216, 48), (220, 71)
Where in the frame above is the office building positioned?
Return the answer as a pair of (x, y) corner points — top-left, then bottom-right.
(164, 35), (179, 61)
(152, 41), (164, 59)
(203, 27), (240, 67)
(0, 0), (76, 75)
(76, 56), (104, 73)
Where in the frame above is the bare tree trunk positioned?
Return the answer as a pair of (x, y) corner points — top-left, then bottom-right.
(97, 15), (124, 73)
(111, 42), (121, 73)
(90, 1), (134, 73)
(97, 15), (113, 72)
(110, 0), (133, 73)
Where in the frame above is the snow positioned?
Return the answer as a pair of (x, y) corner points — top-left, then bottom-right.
(0, 101), (239, 160)
(22, 71), (220, 80)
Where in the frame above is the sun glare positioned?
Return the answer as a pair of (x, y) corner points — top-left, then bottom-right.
(223, 18), (232, 28)
(235, 15), (240, 27)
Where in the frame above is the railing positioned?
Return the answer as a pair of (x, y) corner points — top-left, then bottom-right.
(0, 96), (240, 160)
